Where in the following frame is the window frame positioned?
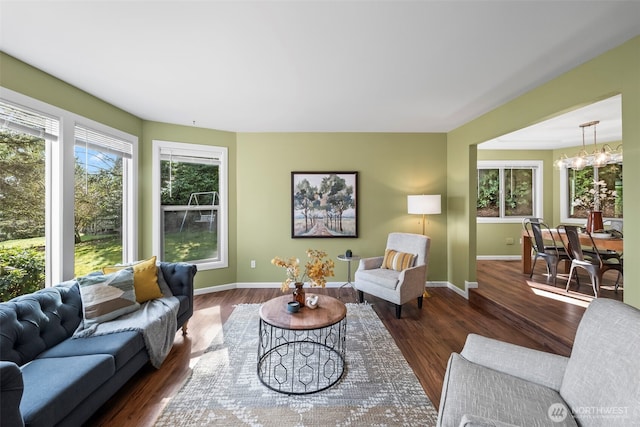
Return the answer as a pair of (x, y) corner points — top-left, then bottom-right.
(151, 139), (228, 270)
(1, 87), (138, 285)
(559, 162), (623, 224)
(476, 160), (543, 224)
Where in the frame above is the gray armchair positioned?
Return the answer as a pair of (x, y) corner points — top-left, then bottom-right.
(354, 232), (430, 318)
(437, 298), (640, 426)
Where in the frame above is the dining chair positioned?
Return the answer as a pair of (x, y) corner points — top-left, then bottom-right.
(583, 229), (623, 265)
(522, 218), (569, 286)
(557, 225), (623, 297)
(583, 229), (623, 292)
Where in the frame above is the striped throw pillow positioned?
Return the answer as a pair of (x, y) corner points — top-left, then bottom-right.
(382, 249), (416, 271)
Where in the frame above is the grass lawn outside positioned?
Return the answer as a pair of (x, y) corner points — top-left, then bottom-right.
(1, 234), (123, 278)
(2, 231), (217, 278)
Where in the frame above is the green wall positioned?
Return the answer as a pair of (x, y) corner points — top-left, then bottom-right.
(0, 52), (141, 138)
(235, 133), (448, 284)
(448, 36), (640, 307)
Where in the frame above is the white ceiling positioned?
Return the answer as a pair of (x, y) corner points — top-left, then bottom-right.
(479, 94), (622, 150)
(1, 1), (639, 138)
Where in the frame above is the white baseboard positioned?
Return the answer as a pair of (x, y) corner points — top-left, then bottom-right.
(427, 280), (477, 299)
(195, 280), (479, 299)
(476, 255), (521, 261)
(193, 283), (237, 295)
(194, 281), (348, 295)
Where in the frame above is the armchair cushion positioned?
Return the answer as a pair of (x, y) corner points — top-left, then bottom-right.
(438, 353), (577, 427)
(382, 249), (416, 271)
(355, 267), (400, 290)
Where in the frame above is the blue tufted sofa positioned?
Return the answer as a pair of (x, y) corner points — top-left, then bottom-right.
(0, 261), (196, 427)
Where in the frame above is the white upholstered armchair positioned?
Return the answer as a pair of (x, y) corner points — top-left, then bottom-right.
(354, 232), (431, 318)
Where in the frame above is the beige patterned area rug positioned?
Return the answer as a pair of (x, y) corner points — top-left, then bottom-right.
(155, 303), (438, 426)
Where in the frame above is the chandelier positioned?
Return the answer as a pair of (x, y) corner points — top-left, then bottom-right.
(554, 120), (622, 170)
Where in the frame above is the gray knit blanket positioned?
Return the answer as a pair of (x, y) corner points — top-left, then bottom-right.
(73, 296), (179, 368)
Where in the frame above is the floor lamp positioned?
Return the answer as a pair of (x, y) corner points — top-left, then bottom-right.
(407, 195), (441, 235)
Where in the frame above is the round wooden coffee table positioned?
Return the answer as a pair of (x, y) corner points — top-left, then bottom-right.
(257, 294), (347, 395)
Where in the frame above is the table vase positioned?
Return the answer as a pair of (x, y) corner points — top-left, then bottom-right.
(293, 282), (306, 307)
(586, 210), (604, 233)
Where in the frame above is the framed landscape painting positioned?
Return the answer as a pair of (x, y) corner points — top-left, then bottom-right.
(291, 171), (358, 238)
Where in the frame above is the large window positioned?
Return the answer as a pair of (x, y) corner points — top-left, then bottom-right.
(561, 162), (623, 222)
(0, 89), (137, 299)
(74, 125), (135, 276)
(477, 161), (543, 222)
(0, 100), (54, 300)
(152, 140), (228, 270)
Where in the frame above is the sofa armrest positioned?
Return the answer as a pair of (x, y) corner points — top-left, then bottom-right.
(357, 256), (383, 271)
(159, 262), (197, 298)
(1, 361), (25, 427)
(460, 334), (568, 391)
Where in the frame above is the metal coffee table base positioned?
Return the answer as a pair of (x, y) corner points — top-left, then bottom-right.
(257, 318), (347, 395)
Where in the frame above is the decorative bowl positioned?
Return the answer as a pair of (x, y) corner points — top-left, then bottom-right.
(287, 301), (300, 313)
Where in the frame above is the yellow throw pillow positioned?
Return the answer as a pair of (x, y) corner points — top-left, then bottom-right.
(382, 249), (416, 272)
(103, 256), (163, 303)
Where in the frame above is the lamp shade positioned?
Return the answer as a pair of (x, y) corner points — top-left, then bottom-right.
(407, 195), (441, 215)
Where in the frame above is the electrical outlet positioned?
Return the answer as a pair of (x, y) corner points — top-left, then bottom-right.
(505, 237), (514, 245)
(250, 260), (256, 268)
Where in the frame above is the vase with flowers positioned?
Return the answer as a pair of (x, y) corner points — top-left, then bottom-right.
(572, 179), (617, 233)
(271, 249), (335, 307)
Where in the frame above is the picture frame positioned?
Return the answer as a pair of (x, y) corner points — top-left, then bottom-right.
(291, 171), (358, 238)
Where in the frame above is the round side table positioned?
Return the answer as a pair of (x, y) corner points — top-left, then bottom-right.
(337, 254), (361, 293)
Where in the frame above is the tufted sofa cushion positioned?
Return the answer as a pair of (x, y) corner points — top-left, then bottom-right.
(37, 330), (145, 370)
(0, 281), (82, 366)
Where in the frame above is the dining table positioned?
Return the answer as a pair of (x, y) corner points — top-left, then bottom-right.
(521, 228), (623, 274)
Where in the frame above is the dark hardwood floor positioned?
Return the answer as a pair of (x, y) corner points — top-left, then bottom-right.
(88, 260), (623, 426)
(472, 258), (623, 355)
